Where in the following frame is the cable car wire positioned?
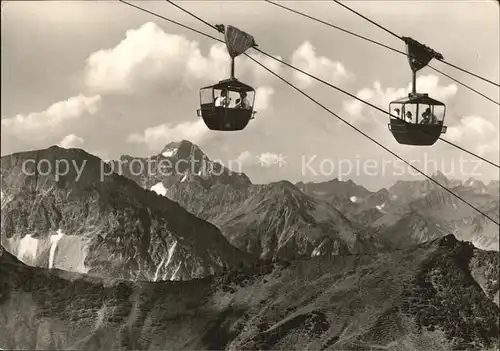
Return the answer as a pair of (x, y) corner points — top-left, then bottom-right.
(118, 0), (500, 226)
(332, 0), (403, 41)
(264, 0), (499, 106)
(118, 0), (222, 42)
(161, 0), (499, 168)
(427, 66), (499, 106)
(165, 0), (220, 32)
(331, 0), (500, 88)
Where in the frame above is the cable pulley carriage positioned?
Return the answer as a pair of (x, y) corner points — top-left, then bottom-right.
(388, 37), (448, 146)
(197, 25), (258, 131)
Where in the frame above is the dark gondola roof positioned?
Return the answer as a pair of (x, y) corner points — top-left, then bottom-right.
(390, 93), (445, 106)
(201, 78), (255, 92)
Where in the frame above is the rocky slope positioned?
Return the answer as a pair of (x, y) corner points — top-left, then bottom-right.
(1, 234), (498, 350)
(0, 146), (254, 281)
(161, 179), (376, 259)
(296, 178), (372, 203)
(114, 141), (373, 260)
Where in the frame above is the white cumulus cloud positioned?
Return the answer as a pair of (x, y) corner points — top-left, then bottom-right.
(235, 150), (252, 164)
(446, 115), (499, 156)
(84, 22), (284, 95)
(291, 41), (349, 89)
(253, 86), (276, 112)
(59, 134), (85, 148)
(247, 52), (284, 85)
(256, 152), (282, 168)
(126, 119), (209, 152)
(1, 94), (101, 144)
(85, 22), (209, 93)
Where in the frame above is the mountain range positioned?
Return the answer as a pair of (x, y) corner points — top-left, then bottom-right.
(114, 140), (499, 254)
(298, 172), (499, 251)
(114, 140), (389, 260)
(1, 141), (498, 350)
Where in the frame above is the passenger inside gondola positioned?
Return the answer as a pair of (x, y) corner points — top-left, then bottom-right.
(235, 91), (251, 109)
(421, 109), (430, 124)
(405, 111), (413, 123)
(393, 108), (401, 119)
(215, 90), (231, 107)
(420, 107), (438, 124)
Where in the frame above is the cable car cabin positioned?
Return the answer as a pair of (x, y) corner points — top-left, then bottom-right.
(388, 93), (447, 146)
(197, 79), (256, 131)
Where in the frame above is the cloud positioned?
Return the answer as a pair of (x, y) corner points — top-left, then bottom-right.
(126, 119), (208, 152)
(247, 52), (283, 84)
(1, 94), (101, 144)
(343, 74), (458, 127)
(59, 134), (85, 148)
(446, 116), (499, 156)
(253, 86), (276, 112)
(84, 22), (284, 95)
(85, 22), (207, 93)
(235, 150), (252, 164)
(343, 88), (375, 117)
(290, 41), (349, 89)
(236, 151), (282, 168)
(256, 152), (283, 168)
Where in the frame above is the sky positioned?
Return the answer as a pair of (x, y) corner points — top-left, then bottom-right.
(1, 0), (499, 190)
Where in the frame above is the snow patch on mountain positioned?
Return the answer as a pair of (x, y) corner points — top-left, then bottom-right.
(18, 234), (39, 262)
(154, 241), (178, 282)
(151, 182), (167, 196)
(49, 230), (65, 269)
(162, 148), (178, 158)
(465, 178), (475, 186)
(170, 261), (182, 281)
(1, 190), (12, 210)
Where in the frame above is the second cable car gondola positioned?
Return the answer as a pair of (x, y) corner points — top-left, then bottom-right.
(388, 37), (448, 146)
(197, 25), (258, 131)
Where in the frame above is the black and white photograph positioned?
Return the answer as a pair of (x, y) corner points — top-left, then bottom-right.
(0, 0), (499, 349)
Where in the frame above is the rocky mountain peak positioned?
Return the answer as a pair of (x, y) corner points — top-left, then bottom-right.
(160, 139), (206, 162)
(463, 177), (486, 190)
(112, 140), (252, 190)
(1, 145), (115, 190)
(268, 180), (297, 191)
(430, 170), (450, 186)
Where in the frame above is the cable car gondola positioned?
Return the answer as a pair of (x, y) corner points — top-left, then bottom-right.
(388, 37), (448, 146)
(197, 25), (258, 131)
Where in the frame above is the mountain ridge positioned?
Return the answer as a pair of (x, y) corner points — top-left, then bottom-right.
(1, 146), (255, 281)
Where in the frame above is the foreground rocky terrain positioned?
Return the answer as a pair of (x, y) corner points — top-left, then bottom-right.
(1, 146), (253, 281)
(0, 234), (498, 350)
